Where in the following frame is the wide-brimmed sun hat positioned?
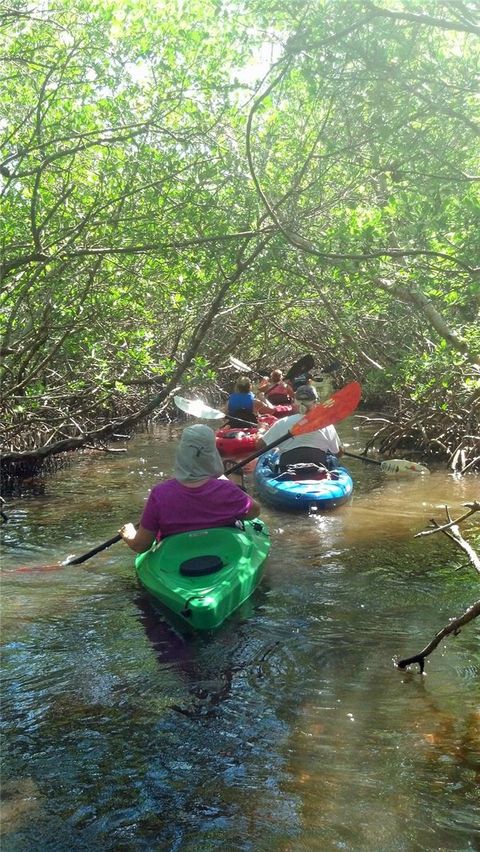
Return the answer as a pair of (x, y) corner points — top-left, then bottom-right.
(174, 424), (224, 482)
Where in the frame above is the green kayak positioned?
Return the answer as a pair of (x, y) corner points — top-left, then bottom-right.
(135, 519), (270, 630)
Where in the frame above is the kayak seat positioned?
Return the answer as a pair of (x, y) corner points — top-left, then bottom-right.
(180, 554), (224, 577)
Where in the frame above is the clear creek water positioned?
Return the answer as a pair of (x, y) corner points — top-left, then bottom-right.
(1, 418), (479, 851)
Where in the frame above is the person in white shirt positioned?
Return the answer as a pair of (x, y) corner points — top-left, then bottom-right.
(256, 384), (343, 471)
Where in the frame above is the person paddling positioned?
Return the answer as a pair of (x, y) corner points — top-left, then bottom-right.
(258, 369), (295, 406)
(225, 376), (275, 427)
(256, 384), (343, 471)
(120, 425), (261, 554)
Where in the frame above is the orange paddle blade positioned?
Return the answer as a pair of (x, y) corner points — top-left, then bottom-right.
(290, 382), (362, 436)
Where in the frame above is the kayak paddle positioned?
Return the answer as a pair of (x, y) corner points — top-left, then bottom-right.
(224, 381), (362, 475)
(228, 355), (265, 379)
(284, 353), (315, 381)
(174, 395), (267, 429)
(12, 532), (125, 572)
(62, 532), (123, 565)
(15, 397), (260, 571)
(229, 355), (252, 372)
(173, 395), (226, 420)
(183, 391), (429, 474)
(16, 526), (137, 572)
(342, 450), (430, 475)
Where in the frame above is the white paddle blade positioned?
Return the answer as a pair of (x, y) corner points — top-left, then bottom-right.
(229, 356), (252, 372)
(174, 396), (225, 420)
(380, 459), (430, 475)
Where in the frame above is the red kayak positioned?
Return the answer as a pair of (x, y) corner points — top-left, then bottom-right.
(216, 414), (277, 456)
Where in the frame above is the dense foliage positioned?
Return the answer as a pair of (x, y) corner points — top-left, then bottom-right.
(1, 0), (479, 478)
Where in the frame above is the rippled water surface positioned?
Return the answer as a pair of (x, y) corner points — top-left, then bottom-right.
(1, 419), (479, 851)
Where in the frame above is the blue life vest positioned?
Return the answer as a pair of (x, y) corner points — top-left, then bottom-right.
(228, 391), (254, 414)
(227, 391), (257, 427)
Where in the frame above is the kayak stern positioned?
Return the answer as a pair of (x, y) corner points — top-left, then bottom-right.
(135, 520), (270, 630)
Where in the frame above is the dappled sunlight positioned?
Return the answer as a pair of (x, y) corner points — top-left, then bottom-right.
(1, 426), (478, 849)
(1, 0), (479, 844)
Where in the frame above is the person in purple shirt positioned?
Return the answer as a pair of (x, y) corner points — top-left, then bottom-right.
(119, 424), (261, 554)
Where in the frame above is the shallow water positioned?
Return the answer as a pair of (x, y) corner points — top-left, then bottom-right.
(1, 418), (479, 851)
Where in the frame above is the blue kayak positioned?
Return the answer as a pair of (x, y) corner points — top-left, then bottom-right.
(254, 450), (353, 511)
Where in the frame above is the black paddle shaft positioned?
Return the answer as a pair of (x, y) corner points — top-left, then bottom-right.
(342, 450), (381, 466)
(59, 430), (293, 566)
(225, 430), (294, 475)
(65, 532), (122, 565)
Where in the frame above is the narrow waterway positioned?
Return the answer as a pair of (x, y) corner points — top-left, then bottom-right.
(1, 417), (479, 851)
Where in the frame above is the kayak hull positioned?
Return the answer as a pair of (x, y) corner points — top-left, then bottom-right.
(254, 451), (354, 512)
(216, 426), (259, 455)
(135, 520), (270, 630)
(215, 414), (276, 456)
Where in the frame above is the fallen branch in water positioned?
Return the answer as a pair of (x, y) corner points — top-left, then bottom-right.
(396, 503), (480, 673)
(396, 600), (480, 674)
(414, 501), (480, 542)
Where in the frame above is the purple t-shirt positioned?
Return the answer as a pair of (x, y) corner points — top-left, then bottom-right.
(140, 477), (253, 538)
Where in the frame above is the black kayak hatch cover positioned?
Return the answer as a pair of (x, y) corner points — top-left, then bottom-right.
(179, 555), (224, 577)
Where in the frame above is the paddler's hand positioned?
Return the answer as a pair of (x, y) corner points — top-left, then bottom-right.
(119, 522), (137, 542)
(118, 523), (156, 554)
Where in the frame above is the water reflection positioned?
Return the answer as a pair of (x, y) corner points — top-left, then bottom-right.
(1, 420), (479, 849)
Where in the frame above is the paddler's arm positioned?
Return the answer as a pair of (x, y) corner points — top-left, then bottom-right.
(254, 396), (275, 415)
(242, 497), (261, 519)
(256, 436), (268, 451)
(119, 523), (156, 554)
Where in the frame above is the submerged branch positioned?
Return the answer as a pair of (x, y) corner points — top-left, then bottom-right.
(396, 504), (480, 673)
(397, 600), (480, 673)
